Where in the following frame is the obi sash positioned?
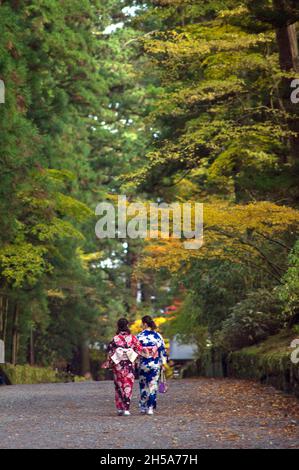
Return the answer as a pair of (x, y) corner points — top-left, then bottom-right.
(141, 345), (159, 359)
(111, 347), (138, 365)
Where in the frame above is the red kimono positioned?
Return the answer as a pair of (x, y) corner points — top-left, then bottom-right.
(108, 332), (142, 411)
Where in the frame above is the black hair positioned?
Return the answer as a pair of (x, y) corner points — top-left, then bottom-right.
(116, 318), (130, 334)
(142, 315), (157, 330)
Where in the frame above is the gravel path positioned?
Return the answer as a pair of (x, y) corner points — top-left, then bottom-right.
(0, 378), (298, 449)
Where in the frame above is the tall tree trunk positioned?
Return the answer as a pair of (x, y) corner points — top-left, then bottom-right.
(275, 22), (299, 160)
(276, 23), (299, 72)
(0, 296), (8, 364)
(80, 340), (90, 376)
(29, 326), (35, 366)
(3, 297), (8, 344)
(0, 296), (4, 340)
(140, 281), (152, 304)
(125, 242), (138, 316)
(11, 304), (19, 366)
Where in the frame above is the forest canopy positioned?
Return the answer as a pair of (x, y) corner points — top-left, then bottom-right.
(0, 0), (298, 374)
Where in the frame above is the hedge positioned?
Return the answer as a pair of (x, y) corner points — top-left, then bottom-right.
(0, 364), (89, 385)
(227, 330), (299, 397)
(182, 330), (299, 398)
(0, 364), (59, 385)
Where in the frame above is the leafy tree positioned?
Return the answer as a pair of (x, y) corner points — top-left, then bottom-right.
(278, 239), (299, 326)
(216, 288), (284, 350)
(122, 0), (299, 352)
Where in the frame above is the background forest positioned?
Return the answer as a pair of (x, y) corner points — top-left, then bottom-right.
(0, 0), (299, 377)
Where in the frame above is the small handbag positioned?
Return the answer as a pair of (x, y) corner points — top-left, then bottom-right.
(158, 368), (168, 394)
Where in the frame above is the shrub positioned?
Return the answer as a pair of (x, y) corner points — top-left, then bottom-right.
(216, 289), (284, 350)
(278, 240), (299, 326)
(227, 330), (299, 397)
(0, 364), (58, 385)
(0, 363), (87, 385)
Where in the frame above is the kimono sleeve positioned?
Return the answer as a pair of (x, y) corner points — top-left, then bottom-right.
(107, 339), (116, 359)
(132, 335), (143, 355)
(157, 333), (168, 365)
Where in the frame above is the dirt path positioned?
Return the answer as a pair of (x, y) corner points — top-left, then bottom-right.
(0, 378), (298, 449)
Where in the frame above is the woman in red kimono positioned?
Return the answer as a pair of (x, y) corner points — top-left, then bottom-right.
(107, 318), (142, 416)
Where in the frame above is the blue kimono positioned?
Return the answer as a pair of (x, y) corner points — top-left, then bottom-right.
(137, 329), (167, 410)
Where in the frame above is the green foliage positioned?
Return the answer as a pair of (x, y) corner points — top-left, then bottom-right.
(227, 329), (299, 396)
(172, 261), (251, 338)
(123, 0), (299, 362)
(0, 364), (58, 385)
(0, 363), (88, 384)
(216, 289), (284, 350)
(278, 240), (299, 324)
(126, 0), (298, 203)
(0, 243), (48, 288)
(165, 295), (208, 351)
(1, 0), (298, 380)
(0, 0), (141, 370)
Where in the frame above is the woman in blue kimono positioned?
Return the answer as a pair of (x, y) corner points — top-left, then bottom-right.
(137, 315), (168, 415)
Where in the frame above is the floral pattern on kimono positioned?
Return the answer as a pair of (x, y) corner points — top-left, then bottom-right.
(108, 332), (142, 411)
(137, 329), (168, 410)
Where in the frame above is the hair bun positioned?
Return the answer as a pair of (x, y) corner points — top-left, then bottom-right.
(117, 317), (130, 334)
(142, 315), (157, 330)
